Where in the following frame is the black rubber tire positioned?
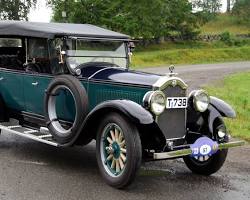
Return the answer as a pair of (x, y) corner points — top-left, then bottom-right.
(0, 95), (8, 122)
(183, 119), (228, 175)
(96, 112), (142, 189)
(44, 75), (88, 144)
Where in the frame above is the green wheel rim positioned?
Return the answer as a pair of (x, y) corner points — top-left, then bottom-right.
(100, 123), (127, 177)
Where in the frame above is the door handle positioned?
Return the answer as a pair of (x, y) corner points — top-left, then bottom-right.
(32, 82), (38, 86)
(0, 77), (4, 81)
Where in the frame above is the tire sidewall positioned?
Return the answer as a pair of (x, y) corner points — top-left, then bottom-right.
(183, 118), (228, 175)
(96, 112), (142, 188)
(45, 75), (88, 144)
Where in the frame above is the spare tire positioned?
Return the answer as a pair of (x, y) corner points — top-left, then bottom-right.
(44, 75), (88, 144)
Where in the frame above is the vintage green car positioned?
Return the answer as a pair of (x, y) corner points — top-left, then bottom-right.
(0, 21), (244, 188)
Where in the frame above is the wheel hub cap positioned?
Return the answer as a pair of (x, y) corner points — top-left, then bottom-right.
(101, 124), (127, 177)
(112, 142), (121, 159)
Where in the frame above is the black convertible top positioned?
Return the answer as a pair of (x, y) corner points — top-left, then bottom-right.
(0, 21), (130, 40)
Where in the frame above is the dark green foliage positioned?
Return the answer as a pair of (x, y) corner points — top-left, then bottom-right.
(192, 0), (222, 25)
(48, 0), (199, 40)
(192, 0), (222, 13)
(219, 31), (249, 46)
(0, 0), (37, 20)
(220, 31), (232, 45)
(232, 0), (250, 23)
(194, 11), (216, 25)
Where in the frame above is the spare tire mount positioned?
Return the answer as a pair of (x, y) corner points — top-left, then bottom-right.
(44, 75), (88, 144)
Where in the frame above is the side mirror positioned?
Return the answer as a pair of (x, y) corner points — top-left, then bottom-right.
(128, 42), (135, 53)
(55, 46), (61, 55)
(57, 46), (66, 64)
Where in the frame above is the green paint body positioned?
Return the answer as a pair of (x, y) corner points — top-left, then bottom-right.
(0, 70), (150, 122)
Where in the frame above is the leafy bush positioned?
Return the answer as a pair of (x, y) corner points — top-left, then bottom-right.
(232, 0), (250, 24)
(220, 32), (233, 45)
(219, 31), (249, 47)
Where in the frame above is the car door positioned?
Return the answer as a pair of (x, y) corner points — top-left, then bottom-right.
(23, 73), (71, 121)
(23, 37), (74, 121)
(23, 73), (52, 115)
(0, 38), (25, 111)
(0, 69), (25, 111)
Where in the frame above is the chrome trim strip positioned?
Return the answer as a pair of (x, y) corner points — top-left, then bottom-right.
(166, 135), (186, 141)
(85, 78), (153, 89)
(153, 140), (245, 160)
(154, 148), (192, 160)
(218, 141), (245, 150)
(153, 76), (188, 90)
(87, 67), (115, 81)
(68, 36), (130, 42)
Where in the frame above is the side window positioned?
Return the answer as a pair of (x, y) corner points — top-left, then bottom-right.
(0, 38), (24, 71)
(28, 38), (48, 58)
(25, 38), (50, 74)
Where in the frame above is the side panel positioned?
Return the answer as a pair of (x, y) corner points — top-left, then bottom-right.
(0, 70), (25, 110)
(23, 74), (52, 115)
(23, 74), (88, 121)
(63, 80), (88, 121)
(87, 81), (150, 110)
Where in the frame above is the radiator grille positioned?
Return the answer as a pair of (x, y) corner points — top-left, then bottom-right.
(157, 85), (187, 140)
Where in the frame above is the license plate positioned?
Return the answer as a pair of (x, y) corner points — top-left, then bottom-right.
(166, 97), (188, 109)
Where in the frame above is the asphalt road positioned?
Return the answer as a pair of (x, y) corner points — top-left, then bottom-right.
(141, 61), (250, 91)
(0, 61), (250, 200)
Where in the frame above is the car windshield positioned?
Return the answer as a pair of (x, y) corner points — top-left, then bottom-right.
(65, 39), (128, 69)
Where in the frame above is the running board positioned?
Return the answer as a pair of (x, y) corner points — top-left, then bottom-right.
(0, 123), (59, 147)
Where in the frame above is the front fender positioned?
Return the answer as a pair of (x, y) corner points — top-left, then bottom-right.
(87, 100), (154, 125)
(210, 96), (236, 118)
(74, 100), (156, 146)
(208, 96), (236, 133)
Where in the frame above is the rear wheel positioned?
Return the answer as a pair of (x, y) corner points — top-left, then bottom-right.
(96, 112), (142, 188)
(183, 119), (228, 175)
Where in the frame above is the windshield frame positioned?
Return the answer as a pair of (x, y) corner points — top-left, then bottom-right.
(63, 37), (130, 73)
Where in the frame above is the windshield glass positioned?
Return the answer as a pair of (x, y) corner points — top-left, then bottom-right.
(65, 39), (128, 69)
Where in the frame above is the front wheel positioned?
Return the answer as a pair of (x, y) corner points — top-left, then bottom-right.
(183, 119), (228, 175)
(96, 112), (142, 188)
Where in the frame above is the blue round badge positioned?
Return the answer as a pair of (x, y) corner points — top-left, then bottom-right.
(190, 137), (219, 157)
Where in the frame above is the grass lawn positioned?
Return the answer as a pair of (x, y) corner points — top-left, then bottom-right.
(131, 44), (250, 68)
(201, 14), (250, 35)
(205, 72), (250, 142)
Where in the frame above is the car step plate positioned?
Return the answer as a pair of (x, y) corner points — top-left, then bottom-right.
(0, 123), (59, 147)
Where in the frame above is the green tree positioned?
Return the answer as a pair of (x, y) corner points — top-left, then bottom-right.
(232, 0), (250, 22)
(48, 0), (198, 40)
(192, 0), (222, 13)
(192, 0), (222, 24)
(226, 0), (236, 12)
(0, 0), (37, 20)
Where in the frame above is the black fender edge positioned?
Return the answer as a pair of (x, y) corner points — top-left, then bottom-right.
(74, 100), (156, 146)
(208, 96), (236, 133)
(86, 100), (154, 125)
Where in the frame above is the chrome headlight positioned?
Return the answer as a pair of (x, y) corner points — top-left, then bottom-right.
(143, 91), (166, 115)
(191, 90), (210, 112)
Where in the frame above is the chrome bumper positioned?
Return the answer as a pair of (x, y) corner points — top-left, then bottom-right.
(153, 140), (245, 160)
